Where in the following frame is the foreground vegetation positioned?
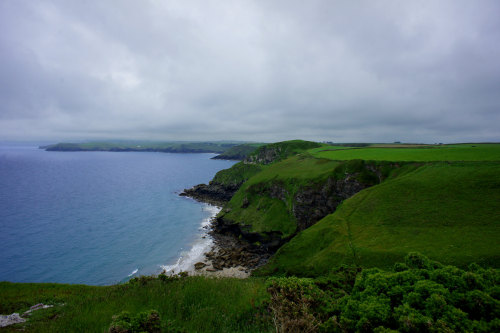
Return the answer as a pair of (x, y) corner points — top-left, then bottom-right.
(267, 253), (500, 332)
(0, 276), (271, 332)
(1, 255), (498, 332)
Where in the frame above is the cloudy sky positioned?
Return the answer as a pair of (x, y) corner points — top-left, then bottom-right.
(1, 0), (499, 143)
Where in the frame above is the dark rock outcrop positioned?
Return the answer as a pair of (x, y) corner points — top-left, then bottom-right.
(292, 175), (368, 231)
(206, 223), (276, 270)
(244, 146), (284, 165)
(194, 262), (207, 270)
(180, 182), (240, 206)
(211, 216), (288, 253)
(243, 140), (321, 165)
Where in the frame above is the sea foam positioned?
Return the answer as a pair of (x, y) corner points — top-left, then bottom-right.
(160, 204), (219, 275)
(128, 269), (138, 277)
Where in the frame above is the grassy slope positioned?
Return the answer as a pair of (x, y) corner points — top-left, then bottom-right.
(211, 162), (263, 186)
(222, 155), (340, 237)
(258, 161), (500, 276)
(312, 143), (500, 161)
(0, 277), (271, 332)
(222, 143), (500, 241)
(245, 140), (322, 164)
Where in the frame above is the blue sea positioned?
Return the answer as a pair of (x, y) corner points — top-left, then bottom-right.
(0, 144), (236, 285)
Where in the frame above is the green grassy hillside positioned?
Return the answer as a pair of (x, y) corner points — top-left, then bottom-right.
(219, 155), (399, 239)
(207, 140), (326, 190)
(312, 143), (500, 161)
(244, 140), (322, 164)
(221, 155), (342, 237)
(0, 277), (271, 332)
(258, 161), (500, 276)
(214, 142), (500, 275)
(211, 162), (263, 187)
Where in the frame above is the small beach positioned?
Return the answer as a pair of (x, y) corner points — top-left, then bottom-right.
(160, 203), (251, 278)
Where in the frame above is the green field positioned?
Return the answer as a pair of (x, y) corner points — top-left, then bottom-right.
(0, 277), (271, 332)
(311, 143), (500, 161)
(258, 161), (500, 276)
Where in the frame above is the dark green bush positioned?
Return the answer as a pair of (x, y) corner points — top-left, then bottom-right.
(266, 277), (324, 332)
(128, 275), (156, 286)
(267, 253), (500, 332)
(109, 310), (161, 333)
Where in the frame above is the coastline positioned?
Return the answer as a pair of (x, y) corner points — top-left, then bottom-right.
(160, 202), (251, 278)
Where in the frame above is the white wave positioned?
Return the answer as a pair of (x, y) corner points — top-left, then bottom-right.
(160, 204), (219, 275)
(128, 269), (138, 277)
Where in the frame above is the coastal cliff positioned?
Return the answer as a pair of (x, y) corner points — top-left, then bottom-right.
(180, 161), (263, 205)
(215, 158), (391, 242)
(180, 140), (392, 271)
(179, 183), (239, 206)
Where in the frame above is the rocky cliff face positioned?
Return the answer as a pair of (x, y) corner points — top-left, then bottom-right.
(180, 182), (240, 206)
(292, 175), (368, 231)
(241, 174), (369, 232)
(244, 146), (283, 165)
(211, 172), (371, 255)
(243, 140), (321, 165)
(226, 161), (392, 236)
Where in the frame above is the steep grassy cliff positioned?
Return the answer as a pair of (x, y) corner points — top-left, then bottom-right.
(181, 140), (323, 206)
(210, 142), (500, 275)
(258, 161), (500, 276)
(218, 157), (392, 239)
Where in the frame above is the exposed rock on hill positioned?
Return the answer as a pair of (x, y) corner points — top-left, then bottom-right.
(180, 182), (239, 206)
(244, 140), (321, 165)
(292, 175), (368, 231)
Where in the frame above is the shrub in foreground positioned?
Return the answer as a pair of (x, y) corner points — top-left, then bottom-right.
(109, 310), (161, 333)
(267, 253), (500, 332)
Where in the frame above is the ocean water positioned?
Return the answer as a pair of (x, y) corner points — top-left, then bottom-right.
(0, 145), (236, 285)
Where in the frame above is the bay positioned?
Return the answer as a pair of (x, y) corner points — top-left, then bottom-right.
(0, 145), (235, 285)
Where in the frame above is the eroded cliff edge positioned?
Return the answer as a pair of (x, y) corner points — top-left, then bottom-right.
(180, 140), (404, 272)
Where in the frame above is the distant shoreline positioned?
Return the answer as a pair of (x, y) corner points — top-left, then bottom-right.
(39, 141), (265, 161)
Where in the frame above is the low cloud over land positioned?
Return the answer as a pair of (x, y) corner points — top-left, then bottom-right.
(1, 0), (499, 143)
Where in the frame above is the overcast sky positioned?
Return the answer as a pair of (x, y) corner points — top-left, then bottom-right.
(1, 0), (499, 143)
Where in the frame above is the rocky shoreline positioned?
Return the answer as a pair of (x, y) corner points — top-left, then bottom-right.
(179, 182), (239, 207)
(179, 186), (271, 278)
(187, 231), (271, 278)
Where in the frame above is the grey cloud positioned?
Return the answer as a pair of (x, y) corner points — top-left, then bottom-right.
(1, 0), (499, 143)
